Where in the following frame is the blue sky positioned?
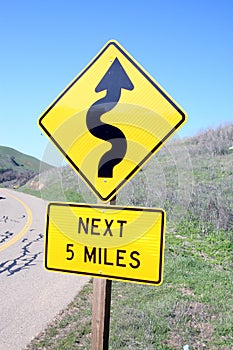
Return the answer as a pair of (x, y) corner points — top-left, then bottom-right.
(0, 0), (232, 161)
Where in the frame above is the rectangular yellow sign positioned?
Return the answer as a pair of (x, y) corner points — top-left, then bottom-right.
(45, 203), (166, 285)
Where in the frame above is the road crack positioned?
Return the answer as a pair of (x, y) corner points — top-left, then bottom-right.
(0, 233), (44, 276)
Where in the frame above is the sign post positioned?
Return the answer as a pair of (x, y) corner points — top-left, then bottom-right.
(91, 196), (115, 350)
(91, 278), (112, 350)
(38, 39), (188, 349)
(45, 198), (165, 348)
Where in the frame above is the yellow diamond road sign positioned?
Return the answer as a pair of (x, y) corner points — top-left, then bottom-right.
(45, 203), (165, 286)
(38, 40), (187, 202)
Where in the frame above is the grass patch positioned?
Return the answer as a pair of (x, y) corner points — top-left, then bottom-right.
(169, 220), (233, 268)
(25, 223), (233, 350)
(109, 255), (232, 349)
(19, 186), (84, 203)
(25, 281), (93, 349)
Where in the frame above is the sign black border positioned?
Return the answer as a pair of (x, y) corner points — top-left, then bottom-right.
(39, 40), (186, 202)
(45, 202), (165, 285)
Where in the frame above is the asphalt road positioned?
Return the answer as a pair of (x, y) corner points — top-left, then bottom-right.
(0, 188), (89, 350)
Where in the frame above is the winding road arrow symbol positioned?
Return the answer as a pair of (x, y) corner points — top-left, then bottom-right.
(86, 57), (134, 178)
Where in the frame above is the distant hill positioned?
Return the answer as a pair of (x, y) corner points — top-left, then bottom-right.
(21, 124), (233, 232)
(0, 146), (53, 188)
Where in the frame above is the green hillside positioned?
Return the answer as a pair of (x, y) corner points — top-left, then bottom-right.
(21, 123), (233, 232)
(0, 146), (53, 188)
(24, 124), (233, 349)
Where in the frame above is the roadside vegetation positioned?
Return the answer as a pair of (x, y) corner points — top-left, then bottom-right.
(0, 146), (53, 188)
(23, 124), (232, 349)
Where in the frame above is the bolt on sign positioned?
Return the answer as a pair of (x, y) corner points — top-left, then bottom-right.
(38, 40), (187, 202)
(45, 203), (165, 286)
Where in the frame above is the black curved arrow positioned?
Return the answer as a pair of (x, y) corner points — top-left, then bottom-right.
(86, 57), (134, 178)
